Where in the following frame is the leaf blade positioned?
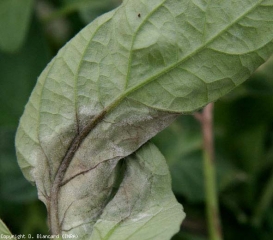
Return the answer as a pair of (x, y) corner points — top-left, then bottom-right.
(0, 219), (14, 238)
(90, 143), (184, 240)
(15, 0), (273, 238)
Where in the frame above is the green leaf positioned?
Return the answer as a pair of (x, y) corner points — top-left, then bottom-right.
(90, 143), (184, 240)
(0, 0), (34, 52)
(15, 0), (273, 238)
(0, 219), (14, 237)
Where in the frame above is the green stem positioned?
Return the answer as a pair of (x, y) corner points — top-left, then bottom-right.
(252, 168), (273, 227)
(195, 103), (223, 240)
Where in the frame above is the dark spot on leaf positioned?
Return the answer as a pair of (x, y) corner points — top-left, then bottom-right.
(138, 13), (141, 18)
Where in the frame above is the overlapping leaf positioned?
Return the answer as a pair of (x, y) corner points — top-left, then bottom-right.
(15, 0), (273, 239)
(87, 143), (184, 240)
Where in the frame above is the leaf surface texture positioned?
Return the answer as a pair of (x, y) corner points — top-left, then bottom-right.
(15, 0), (273, 238)
(0, 219), (14, 237)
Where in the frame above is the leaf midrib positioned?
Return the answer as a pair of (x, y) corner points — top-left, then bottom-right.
(105, 0), (262, 116)
(122, 0), (263, 104)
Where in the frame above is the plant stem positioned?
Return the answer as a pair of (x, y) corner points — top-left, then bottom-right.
(195, 103), (223, 240)
(252, 168), (273, 227)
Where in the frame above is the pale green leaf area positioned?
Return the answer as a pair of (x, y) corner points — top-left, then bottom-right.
(89, 143), (184, 240)
(15, 0), (273, 239)
(0, 0), (34, 52)
(0, 219), (14, 237)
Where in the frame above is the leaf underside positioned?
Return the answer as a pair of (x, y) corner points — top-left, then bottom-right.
(0, 219), (14, 237)
(15, 0), (273, 239)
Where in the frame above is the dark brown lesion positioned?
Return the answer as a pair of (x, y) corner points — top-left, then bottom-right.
(60, 157), (121, 187)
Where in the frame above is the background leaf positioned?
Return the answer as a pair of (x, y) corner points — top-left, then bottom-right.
(0, 17), (50, 201)
(62, 0), (122, 24)
(0, 17), (50, 236)
(153, 116), (205, 202)
(0, 0), (34, 52)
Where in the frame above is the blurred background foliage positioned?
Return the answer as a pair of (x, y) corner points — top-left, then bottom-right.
(0, 0), (273, 239)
